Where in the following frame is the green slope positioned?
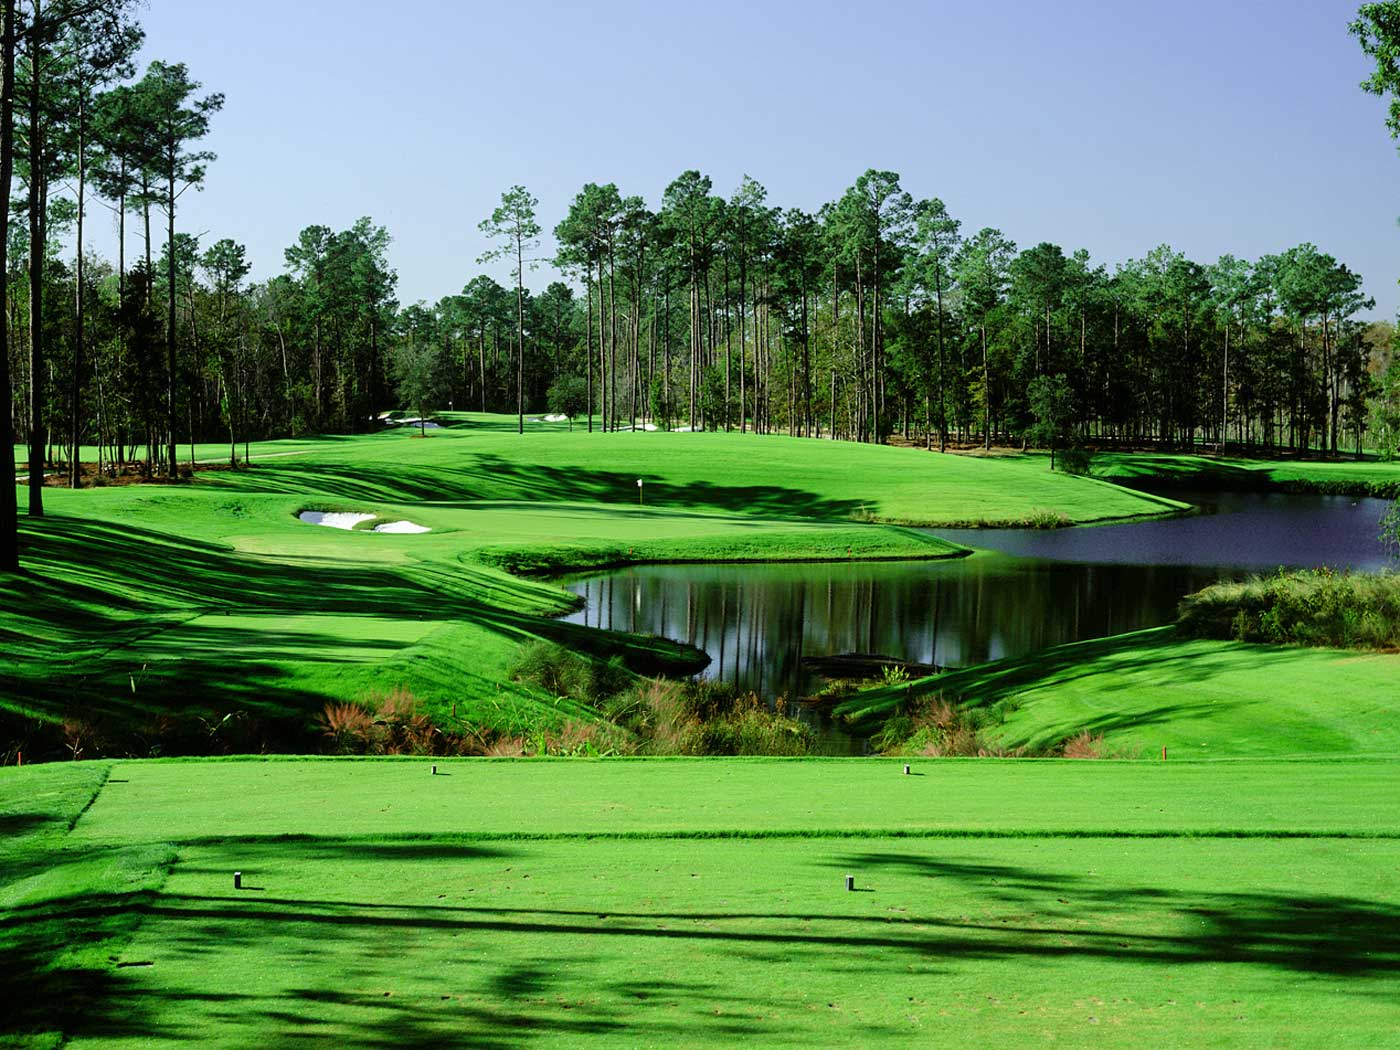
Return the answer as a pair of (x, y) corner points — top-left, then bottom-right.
(1091, 450), (1400, 495)
(837, 627), (1400, 757)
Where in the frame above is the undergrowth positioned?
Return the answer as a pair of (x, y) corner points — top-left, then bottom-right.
(870, 693), (1131, 759)
(1178, 568), (1400, 649)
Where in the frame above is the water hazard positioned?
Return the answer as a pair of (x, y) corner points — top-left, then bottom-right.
(562, 492), (1393, 706)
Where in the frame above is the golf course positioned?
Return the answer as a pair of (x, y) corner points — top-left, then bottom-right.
(7, 2), (1400, 1042)
(4, 418), (1400, 1046)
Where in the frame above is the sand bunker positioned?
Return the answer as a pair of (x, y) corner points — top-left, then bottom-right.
(372, 520), (431, 534)
(299, 511), (376, 530)
(298, 511), (429, 534)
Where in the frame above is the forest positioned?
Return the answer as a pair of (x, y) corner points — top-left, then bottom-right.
(4, 1), (1400, 578)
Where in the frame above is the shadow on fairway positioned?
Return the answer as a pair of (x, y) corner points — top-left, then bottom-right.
(2, 515), (706, 730)
(202, 454), (864, 521)
(5, 845), (1398, 1046)
(836, 626), (1324, 728)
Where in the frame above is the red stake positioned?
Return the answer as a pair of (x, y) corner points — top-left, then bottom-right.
(1162, 746), (1167, 761)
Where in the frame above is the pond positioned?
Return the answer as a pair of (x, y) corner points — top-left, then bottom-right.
(560, 491), (1393, 745)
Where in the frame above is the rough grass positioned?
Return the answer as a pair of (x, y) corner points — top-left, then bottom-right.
(2, 758), (1397, 1048)
(1178, 568), (1400, 649)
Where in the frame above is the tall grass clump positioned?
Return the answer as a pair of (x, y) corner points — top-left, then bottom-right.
(605, 677), (814, 756)
(1178, 568), (1400, 649)
(870, 696), (1022, 757)
(318, 688), (468, 756)
(511, 642), (630, 702)
(870, 694), (1127, 758)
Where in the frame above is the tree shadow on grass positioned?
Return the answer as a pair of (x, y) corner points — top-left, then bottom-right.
(2, 515), (706, 735)
(201, 454), (864, 521)
(6, 840), (1397, 1046)
(835, 626), (1325, 726)
(825, 852), (1400, 977)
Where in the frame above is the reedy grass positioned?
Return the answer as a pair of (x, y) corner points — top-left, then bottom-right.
(1178, 567), (1400, 649)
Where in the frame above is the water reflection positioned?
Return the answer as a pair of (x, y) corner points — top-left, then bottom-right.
(565, 558), (1230, 700)
(562, 492), (1393, 701)
(934, 491), (1393, 570)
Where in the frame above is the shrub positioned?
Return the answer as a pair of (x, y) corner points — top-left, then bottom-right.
(1055, 446), (1095, 476)
(875, 695), (1025, 758)
(677, 698), (814, 757)
(1178, 568), (1400, 649)
(317, 689), (450, 756)
(1024, 508), (1071, 529)
(879, 664), (910, 687)
(604, 676), (814, 756)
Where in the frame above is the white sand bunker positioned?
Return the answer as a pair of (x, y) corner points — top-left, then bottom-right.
(373, 520), (431, 534)
(299, 510), (431, 534)
(299, 511), (376, 530)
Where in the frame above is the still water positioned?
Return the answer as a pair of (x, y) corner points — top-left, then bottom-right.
(562, 492), (1393, 703)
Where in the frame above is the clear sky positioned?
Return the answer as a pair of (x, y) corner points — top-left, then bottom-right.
(109, 0), (1400, 317)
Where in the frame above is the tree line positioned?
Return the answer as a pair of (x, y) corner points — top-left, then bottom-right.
(414, 173), (1390, 466)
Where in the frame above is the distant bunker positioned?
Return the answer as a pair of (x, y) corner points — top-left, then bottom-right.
(298, 511), (431, 533)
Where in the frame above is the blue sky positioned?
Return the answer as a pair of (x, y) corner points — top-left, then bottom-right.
(109, 0), (1400, 317)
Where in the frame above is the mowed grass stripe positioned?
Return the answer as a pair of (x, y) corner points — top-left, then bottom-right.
(59, 757), (1400, 845)
(163, 828), (1400, 845)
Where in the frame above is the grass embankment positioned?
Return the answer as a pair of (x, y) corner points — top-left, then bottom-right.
(836, 627), (1400, 758)
(4, 417), (1183, 754)
(1091, 450), (1400, 497)
(3, 758), (1397, 1048)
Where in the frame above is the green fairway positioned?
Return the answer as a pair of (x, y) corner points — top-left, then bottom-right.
(186, 417), (1189, 526)
(3, 419), (1189, 746)
(837, 627), (1400, 758)
(4, 758), (1397, 1048)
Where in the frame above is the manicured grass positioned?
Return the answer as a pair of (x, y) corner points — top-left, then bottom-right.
(3, 758), (1396, 1048)
(60, 756), (1400, 842)
(5, 417), (1187, 747)
(837, 627), (1400, 758)
(192, 417), (1190, 526)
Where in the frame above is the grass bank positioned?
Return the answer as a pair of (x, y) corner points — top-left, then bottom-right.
(3, 757), (1396, 1048)
(836, 626), (1400, 758)
(1091, 450), (1400, 497)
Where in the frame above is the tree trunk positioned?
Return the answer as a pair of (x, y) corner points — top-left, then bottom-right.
(515, 232), (524, 434)
(981, 323), (991, 450)
(585, 273), (593, 433)
(608, 241), (617, 432)
(69, 79), (86, 488)
(25, 4), (44, 517)
(166, 140), (179, 478)
(0, 0), (17, 569)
